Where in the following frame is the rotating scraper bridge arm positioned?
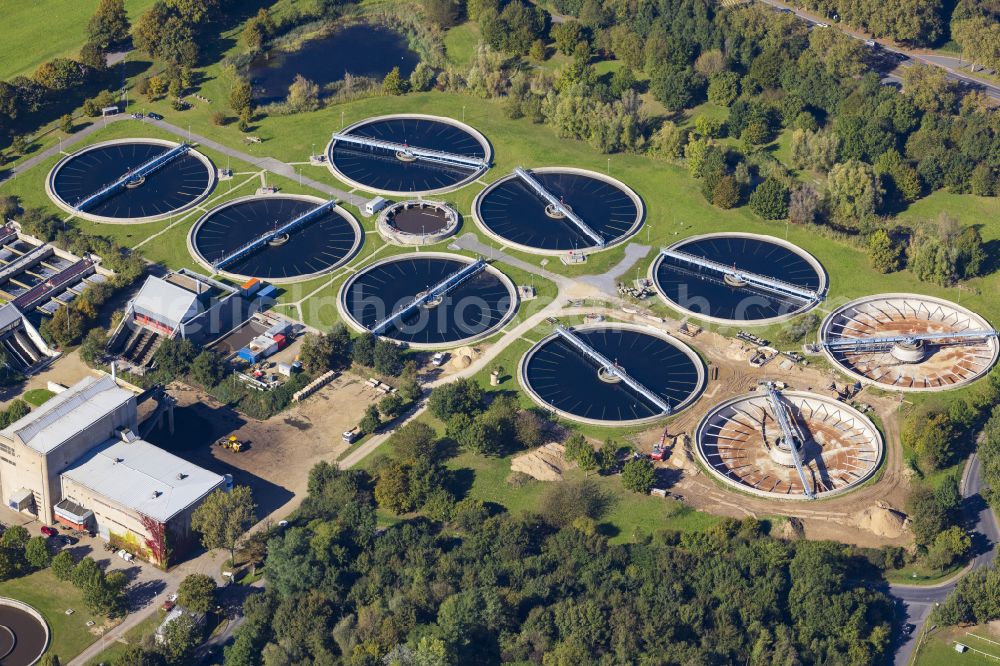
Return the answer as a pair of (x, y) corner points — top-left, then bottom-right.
(212, 199), (339, 271)
(370, 258), (488, 336)
(764, 384), (815, 499)
(554, 325), (671, 414)
(823, 329), (999, 351)
(659, 247), (820, 303)
(513, 167), (606, 248)
(330, 133), (488, 169)
(74, 143), (192, 212)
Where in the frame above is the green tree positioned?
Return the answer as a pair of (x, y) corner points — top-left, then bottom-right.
(429, 379), (483, 421)
(749, 178), (790, 220)
(423, 0), (462, 27)
(229, 77), (252, 116)
(79, 328), (108, 366)
(712, 175), (741, 209)
(539, 479), (606, 527)
(24, 535), (51, 569)
(382, 67), (408, 95)
(379, 393), (404, 420)
(191, 486), (256, 564)
(867, 229), (905, 273)
(351, 333), (377, 367)
(707, 71), (740, 107)
(551, 22), (585, 56)
(190, 350), (226, 388)
(299, 333), (333, 374)
(621, 458), (655, 494)
(359, 405), (381, 435)
(87, 0), (130, 48)
(177, 573), (216, 614)
(827, 159), (883, 225)
(160, 612), (201, 664)
(373, 339), (404, 376)
(398, 376), (422, 404)
(51, 550), (75, 581)
(926, 526), (971, 571)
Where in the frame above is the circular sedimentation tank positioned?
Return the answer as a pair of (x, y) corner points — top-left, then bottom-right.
(474, 167), (644, 254)
(0, 598), (49, 666)
(519, 323), (704, 426)
(820, 294), (999, 391)
(377, 200), (460, 246)
(327, 114), (491, 195)
(338, 253), (517, 348)
(651, 232), (826, 325)
(47, 139), (215, 223)
(190, 194), (361, 282)
(696, 390), (883, 500)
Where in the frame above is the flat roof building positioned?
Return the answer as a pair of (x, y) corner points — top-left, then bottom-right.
(0, 375), (225, 565)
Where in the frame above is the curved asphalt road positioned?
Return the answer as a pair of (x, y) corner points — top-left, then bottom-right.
(888, 453), (998, 664)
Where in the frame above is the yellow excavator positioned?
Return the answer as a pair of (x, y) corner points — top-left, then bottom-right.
(217, 435), (244, 453)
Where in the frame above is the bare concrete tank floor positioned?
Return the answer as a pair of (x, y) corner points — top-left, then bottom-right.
(696, 391), (883, 500)
(820, 293), (999, 391)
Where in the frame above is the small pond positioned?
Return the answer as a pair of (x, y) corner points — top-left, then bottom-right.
(249, 24), (419, 103)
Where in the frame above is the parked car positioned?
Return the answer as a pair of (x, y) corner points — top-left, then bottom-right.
(59, 535), (78, 547)
(148, 112), (163, 121)
(161, 593), (178, 611)
(115, 549), (135, 562)
(40, 525), (58, 537)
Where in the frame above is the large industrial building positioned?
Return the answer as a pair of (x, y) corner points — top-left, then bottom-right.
(0, 375), (225, 564)
(107, 268), (242, 373)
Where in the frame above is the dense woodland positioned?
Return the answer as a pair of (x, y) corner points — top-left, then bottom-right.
(212, 463), (894, 666)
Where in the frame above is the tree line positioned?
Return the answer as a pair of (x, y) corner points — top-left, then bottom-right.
(205, 463), (895, 665)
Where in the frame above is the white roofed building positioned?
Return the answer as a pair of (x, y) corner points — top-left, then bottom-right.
(0, 375), (225, 565)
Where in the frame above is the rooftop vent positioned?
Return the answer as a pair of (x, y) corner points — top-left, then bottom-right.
(114, 457), (124, 463)
(151, 490), (162, 499)
(176, 473), (187, 480)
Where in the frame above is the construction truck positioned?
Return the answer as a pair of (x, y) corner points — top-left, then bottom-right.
(650, 428), (669, 461)
(217, 435), (244, 453)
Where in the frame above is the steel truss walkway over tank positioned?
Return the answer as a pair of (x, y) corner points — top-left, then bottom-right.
(763, 383), (816, 499)
(212, 199), (338, 271)
(659, 247), (820, 303)
(330, 133), (488, 170)
(824, 329), (999, 352)
(73, 143), (192, 212)
(554, 325), (671, 414)
(514, 167), (606, 248)
(370, 257), (488, 336)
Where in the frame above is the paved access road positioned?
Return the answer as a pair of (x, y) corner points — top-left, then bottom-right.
(888, 453), (998, 665)
(756, 0), (1000, 102)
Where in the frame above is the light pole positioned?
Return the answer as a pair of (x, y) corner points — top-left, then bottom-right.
(341, 110), (345, 129)
(607, 158), (610, 175)
(462, 106), (466, 122)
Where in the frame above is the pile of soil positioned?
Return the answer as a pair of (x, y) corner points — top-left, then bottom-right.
(511, 442), (571, 481)
(450, 345), (480, 369)
(852, 502), (909, 538)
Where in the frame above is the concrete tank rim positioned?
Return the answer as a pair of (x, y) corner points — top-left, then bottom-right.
(518, 321), (706, 427)
(187, 192), (363, 283)
(46, 137), (217, 224)
(325, 113), (492, 197)
(375, 199), (461, 247)
(336, 251), (519, 351)
(648, 231), (828, 327)
(472, 166), (646, 256)
(694, 390), (885, 501)
(818, 292), (999, 393)
(0, 596), (50, 666)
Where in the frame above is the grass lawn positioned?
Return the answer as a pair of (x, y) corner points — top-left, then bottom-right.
(444, 22), (480, 67)
(0, 0), (157, 80)
(22, 388), (55, 406)
(0, 568), (106, 662)
(446, 451), (719, 543)
(917, 626), (1000, 666)
(84, 609), (165, 666)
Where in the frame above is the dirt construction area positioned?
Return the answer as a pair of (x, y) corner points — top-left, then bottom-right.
(593, 314), (914, 549)
(145, 372), (381, 522)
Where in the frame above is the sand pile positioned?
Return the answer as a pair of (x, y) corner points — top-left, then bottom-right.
(852, 502), (909, 538)
(450, 346), (480, 370)
(511, 443), (571, 481)
(669, 434), (697, 473)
